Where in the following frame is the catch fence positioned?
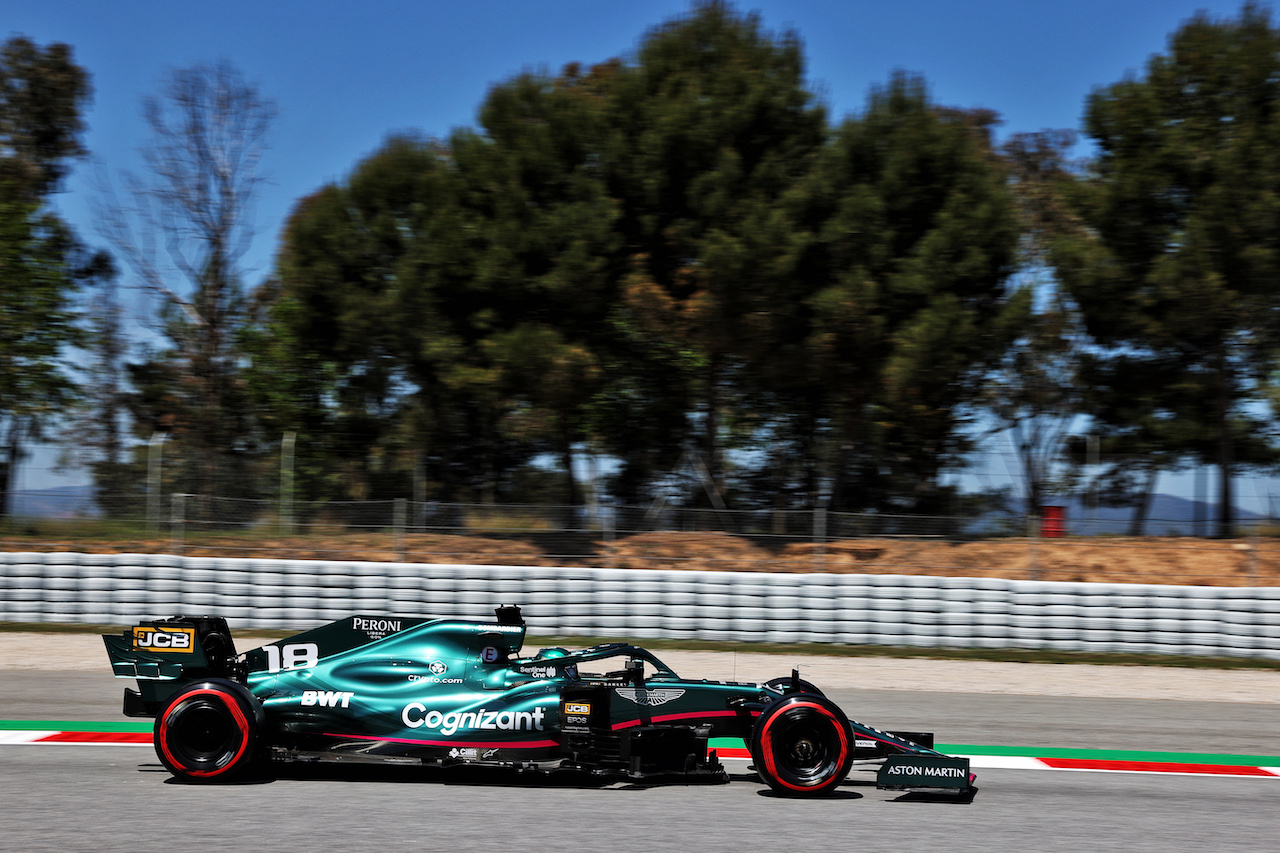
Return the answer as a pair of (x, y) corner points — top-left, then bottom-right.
(3, 493), (1279, 586)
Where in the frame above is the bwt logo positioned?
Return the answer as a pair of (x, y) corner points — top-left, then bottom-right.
(300, 690), (355, 709)
(132, 627), (195, 653)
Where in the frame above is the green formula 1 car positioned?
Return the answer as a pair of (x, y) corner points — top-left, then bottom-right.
(103, 606), (972, 797)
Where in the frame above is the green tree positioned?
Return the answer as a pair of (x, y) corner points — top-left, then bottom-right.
(980, 131), (1087, 523)
(447, 66), (620, 506)
(0, 188), (84, 518)
(1054, 3), (1280, 537)
(253, 138), (455, 503)
(266, 71), (621, 509)
(0, 36), (91, 518)
(0, 36), (90, 197)
(597, 2), (827, 503)
(1067, 355), (1206, 534)
(783, 74), (1021, 513)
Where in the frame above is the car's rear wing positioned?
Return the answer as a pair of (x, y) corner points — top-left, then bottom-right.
(102, 616), (242, 716)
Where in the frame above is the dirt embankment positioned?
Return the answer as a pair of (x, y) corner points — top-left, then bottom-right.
(2, 531), (1276, 586)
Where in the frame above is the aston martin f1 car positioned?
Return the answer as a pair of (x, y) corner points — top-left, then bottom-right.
(103, 607), (973, 796)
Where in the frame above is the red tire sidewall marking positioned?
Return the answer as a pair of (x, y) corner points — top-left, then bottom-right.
(159, 687), (251, 778)
(759, 700), (849, 792)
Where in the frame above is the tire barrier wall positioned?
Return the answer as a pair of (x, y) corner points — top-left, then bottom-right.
(2, 551), (1278, 660)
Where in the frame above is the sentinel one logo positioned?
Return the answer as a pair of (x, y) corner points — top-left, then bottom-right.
(401, 704), (547, 735)
(132, 626), (195, 653)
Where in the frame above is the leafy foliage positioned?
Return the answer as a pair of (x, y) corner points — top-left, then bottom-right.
(1055, 3), (1280, 535)
(0, 37), (91, 518)
(16, 3), (1280, 529)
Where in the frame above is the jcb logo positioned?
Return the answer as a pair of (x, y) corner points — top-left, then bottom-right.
(564, 703), (591, 715)
(132, 627), (195, 653)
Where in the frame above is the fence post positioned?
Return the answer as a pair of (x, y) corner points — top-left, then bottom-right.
(1252, 526), (1260, 581)
(393, 498), (407, 561)
(147, 432), (167, 534)
(170, 493), (185, 556)
(604, 504), (616, 569)
(814, 507), (827, 570)
(1028, 510), (1040, 581)
(280, 432), (296, 535)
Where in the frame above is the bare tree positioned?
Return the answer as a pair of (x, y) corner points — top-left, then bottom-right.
(981, 131), (1088, 524)
(96, 61), (276, 495)
(58, 251), (133, 514)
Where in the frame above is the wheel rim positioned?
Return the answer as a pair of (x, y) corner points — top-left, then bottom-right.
(768, 709), (841, 783)
(159, 690), (250, 777)
(757, 700), (850, 792)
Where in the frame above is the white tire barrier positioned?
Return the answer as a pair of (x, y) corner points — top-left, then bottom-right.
(0, 551), (1277, 660)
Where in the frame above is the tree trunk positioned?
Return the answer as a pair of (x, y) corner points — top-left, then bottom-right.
(1017, 420), (1043, 524)
(1127, 466), (1159, 536)
(1215, 353), (1235, 539)
(701, 354), (721, 500)
(1216, 443), (1235, 539)
(825, 391), (864, 511)
(0, 418), (25, 522)
(0, 454), (10, 522)
(559, 419), (578, 528)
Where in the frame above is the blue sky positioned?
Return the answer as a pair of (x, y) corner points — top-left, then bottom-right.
(10, 0), (1260, 282)
(5, 0), (1272, 504)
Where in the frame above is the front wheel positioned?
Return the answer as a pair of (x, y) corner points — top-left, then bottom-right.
(764, 675), (824, 697)
(154, 680), (261, 782)
(750, 693), (853, 796)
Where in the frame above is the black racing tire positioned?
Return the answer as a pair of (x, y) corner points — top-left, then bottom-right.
(764, 675), (825, 697)
(154, 679), (261, 783)
(750, 693), (853, 797)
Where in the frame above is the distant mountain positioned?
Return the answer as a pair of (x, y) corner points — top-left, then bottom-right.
(4, 484), (1267, 537)
(1029, 493), (1265, 536)
(9, 485), (98, 519)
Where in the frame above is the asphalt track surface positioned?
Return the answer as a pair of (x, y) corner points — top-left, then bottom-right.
(3, 670), (1277, 853)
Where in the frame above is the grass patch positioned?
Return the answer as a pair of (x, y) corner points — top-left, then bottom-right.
(0, 518), (153, 540)
(463, 509), (556, 532)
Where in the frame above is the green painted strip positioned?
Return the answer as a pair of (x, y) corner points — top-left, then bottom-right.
(936, 743), (1280, 768)
(714, 737), (1280, 767)
(0, 720), (151, 733)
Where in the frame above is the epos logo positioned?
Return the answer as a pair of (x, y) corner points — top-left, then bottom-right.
(132, 626), (196, 653)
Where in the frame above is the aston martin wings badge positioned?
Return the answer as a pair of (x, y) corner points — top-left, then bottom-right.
(615, 687), (686, 706)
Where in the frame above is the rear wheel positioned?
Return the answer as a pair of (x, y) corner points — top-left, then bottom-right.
(750, 693), (853, 796)
(154, 680), (260, 782)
